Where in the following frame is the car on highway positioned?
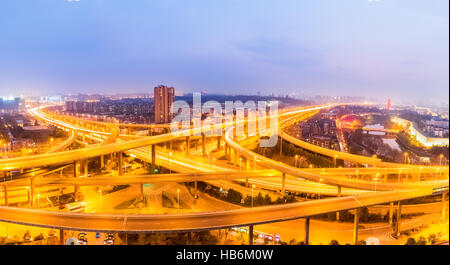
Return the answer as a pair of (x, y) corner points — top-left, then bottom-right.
(104, 233), (115, 245)
(78, 233), (88, 245)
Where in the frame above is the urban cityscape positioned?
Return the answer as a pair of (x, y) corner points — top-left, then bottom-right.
(0, 0), (448, 251)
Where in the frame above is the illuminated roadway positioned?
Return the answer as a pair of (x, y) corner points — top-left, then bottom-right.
(0, 103), (447, 234)
(0, 189), (438, 233)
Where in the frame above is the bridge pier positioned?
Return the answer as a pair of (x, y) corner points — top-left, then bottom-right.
(336, 186), (342, 221)
(185, 136), (191, 155)
(100, 155), (104, 169)
(30, 178), (35, 207)
(304, 217), (310, 245)
(60, 229), (64, 245)
(73, 161), (80, 196)
(118, 152), (123, 176)
(84, 160), (88, 177)
(394, 201), (402, 237)
(217, 135), (222, 149)
(140, 184), (144, 197)
(249, 225), (254, 245)
(388, 202), (394, 224)
(353, 208), (360, 245)
(151, 144), (156, 173)
(73, 161), (78, 178)
(281, 173), (286, 196)
(224, 143), (228, 158)
(2, 186), (7, 206)
(202, 133), (206, 157)
(442, 192), (447, 221)
(279, 138), (283, 155)
(194, 180), (198, 198)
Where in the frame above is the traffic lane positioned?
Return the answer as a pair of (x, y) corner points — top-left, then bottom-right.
(0, 190), (433, 233)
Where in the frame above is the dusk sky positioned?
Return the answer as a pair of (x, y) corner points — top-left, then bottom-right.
(0, 0), (448, 106)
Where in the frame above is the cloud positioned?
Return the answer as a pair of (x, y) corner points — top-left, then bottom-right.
(235, 39), (321, 69)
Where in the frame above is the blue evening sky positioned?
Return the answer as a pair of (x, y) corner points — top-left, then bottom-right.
(0, 0), (448, 105)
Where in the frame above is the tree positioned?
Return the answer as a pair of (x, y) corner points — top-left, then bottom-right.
(416, 236), (427, 245)
(405, 238), (416, 245)
(427, 234), (437, 245)
(329, 240), (340, 245)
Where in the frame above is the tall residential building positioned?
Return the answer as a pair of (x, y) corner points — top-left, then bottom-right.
(154, 85), (175, 124)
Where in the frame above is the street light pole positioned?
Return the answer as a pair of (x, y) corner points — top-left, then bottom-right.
(177, 188), (180, 215)
(319, 178), (323, 199)
(169, 152), (173, 174)
(251, 185), (255, 208)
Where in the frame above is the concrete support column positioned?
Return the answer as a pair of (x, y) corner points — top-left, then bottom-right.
(60, 229), (64, 245)
(389, 202), (394, 224)
(73, 161), (80, 197)
(84, 160), (88, 177)
(217, 136), (222, 149)
(185, 136), (191, 155)
(118, 152), (123, 176)
(194, 181), (198, 198)
(304, 217), (310, 245)
(3, 186), (8, 206)
(249, 225), (254, 245)
(279, 138), (283, 155)
(441, 192), (447, 221)
(140, 184), (144, 197)
(30, 178), (35, 207)
(73, 161), (77, 178)
(224, 143), (228, 157)
(353, 208), (360, 245)
(281, 173), (286, 196)
(201, 133), (206, 157)
(170, 140), (173, 151)
(151, 145), (156, 173)
(395, 201), (402, 236)
(100, 155), (104, 169)
(336, 186), (342, 221)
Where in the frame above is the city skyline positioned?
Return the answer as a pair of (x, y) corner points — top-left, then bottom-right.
(0, 0), (448, 106)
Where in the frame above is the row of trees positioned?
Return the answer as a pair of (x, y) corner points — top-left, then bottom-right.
(190, 182), (297, 207)
(405, 233), (445, 245)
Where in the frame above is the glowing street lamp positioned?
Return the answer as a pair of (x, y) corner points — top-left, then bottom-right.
(294, 155), (299, 168)
(440, 154), (444, 166)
